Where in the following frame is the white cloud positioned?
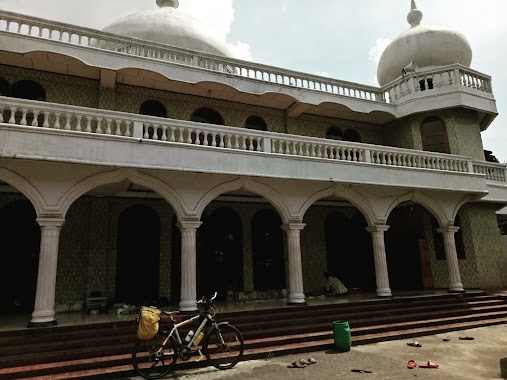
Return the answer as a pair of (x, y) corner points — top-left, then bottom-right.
(228, 41), (253, 61)
(179, 0), (235, 41)
(369, 38), (391, 65)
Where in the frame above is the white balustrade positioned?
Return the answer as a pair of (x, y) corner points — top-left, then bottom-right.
(382, 64), (493, 104)
(473, 162), (507, 182)
(2, 95), (505, 182)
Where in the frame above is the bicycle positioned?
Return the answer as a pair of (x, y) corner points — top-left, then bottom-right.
(132, 292), (244, 379)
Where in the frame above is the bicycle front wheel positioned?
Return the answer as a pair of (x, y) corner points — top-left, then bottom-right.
(132, 334), (177, 379)
(204, 323), (244, 370)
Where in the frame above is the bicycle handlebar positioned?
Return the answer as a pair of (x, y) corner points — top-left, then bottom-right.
(196, 292), (217, 305)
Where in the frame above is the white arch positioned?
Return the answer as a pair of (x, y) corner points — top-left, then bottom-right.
(57, 168), (187, 220)
(194, 177), (292, 223)
(299, 184), (377, 226)
(0, 167), (47, 216)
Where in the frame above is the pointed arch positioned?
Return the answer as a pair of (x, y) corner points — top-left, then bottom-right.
(57, 169), (187, 220)
(0, 167), (47, 216)
(299, 184), (377, 226)
(194, 178), (292, 223)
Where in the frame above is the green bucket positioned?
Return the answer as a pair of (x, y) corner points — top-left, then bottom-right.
(332, 320), (351, 352)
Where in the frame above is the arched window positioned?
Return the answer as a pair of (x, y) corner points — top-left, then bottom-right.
(0, 77), (10, 96)
(421, 117), (449, 154)
(11, 80), (46, 101)
(139, 100), (167, 118)
(10, 80), (46, 126)
(245, 115), (267, 131)
(343, 128), (361, 143)
(326, 126), (343, 140)
(191, 107), (224, 125)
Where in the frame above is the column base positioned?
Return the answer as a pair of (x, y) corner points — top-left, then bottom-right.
(448, 289), (466, 293)
(376, 288), (392, 297)
(179, 300), (198, 314)
(27, 319), (57, 328)
(288, 293), (306, 305)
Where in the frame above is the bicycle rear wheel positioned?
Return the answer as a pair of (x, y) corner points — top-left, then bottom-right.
(132, 334), (177, 379)
(204, 323), (244, 370)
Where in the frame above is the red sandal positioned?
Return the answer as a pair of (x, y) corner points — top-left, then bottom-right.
(419, 361), (439, 369)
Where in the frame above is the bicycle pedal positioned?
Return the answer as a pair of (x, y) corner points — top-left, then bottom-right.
(195, 349), (204, 362)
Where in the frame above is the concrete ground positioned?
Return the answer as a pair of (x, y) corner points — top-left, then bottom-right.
(125, 324), (507, 380)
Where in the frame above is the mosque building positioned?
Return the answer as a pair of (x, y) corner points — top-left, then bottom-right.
(0, 0), (506, 327)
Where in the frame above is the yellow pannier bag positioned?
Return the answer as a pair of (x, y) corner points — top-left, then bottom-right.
(137, 306), (162, 341)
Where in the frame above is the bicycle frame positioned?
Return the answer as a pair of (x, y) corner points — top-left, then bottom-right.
(161, 310), (216, 350)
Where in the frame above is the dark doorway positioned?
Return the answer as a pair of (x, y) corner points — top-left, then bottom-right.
(325, 212), (350, 286)
(385, 205), (425, 290)
(116, 205), (160, 306)
(0, 200), (40, 313)
(252, 209), (285, 290)
(198, 208), (243, 300)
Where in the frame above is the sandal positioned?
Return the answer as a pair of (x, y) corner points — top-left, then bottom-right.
(288, 361), (307, 368)
(351, 369), (373, 373)
(407, 360), (417, 369)
(459, 336), (474, 340)
(419, 361), (439, 369)
(299, 358), (317, 365)
(407, 341), (422, 347)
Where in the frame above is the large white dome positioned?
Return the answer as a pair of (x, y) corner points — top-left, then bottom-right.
(102, 0), (232, 57)
(377, 1), (472, 86)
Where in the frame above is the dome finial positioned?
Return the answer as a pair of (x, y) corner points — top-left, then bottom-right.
(157, 0), (179, 8)
(407, 0), (423, 28)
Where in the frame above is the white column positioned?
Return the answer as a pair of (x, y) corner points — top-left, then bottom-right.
(29, 217), (65, 327)
(366, 225), (392, 297)
(436, 226), (464, 292)
(282, 223), (306, 305)
(177, 221), (202, 313)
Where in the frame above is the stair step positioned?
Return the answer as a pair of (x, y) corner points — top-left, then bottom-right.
(0, 292), (505, 379)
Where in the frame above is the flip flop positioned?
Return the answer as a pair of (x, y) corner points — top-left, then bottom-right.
(443, 336), (451, 342)
(407, 341), (422, 347)
(407, 360), (417, 369)
(459, 336), (474, 340)
(351, 369), (373, 373)
(419, 361), (439, 369)
(299, 358), (317, 365)
(288, 361), (307, 368)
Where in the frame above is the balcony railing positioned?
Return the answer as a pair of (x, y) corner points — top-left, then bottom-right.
(0, 10), (494, 105)
(1, 96), (505, 183)
(382, 64), (493, 103)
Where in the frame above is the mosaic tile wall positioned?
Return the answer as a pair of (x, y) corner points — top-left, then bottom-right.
(0, 65), (99, 108)
(287, 114), (384, 145)
(383, 109), (485, 160)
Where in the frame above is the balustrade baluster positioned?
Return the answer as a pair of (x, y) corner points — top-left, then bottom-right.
(232, 135), (239, 149)
(18, 108), (27, 126)
(104, 118), (111, 135)
(143, 123), (150, 139)
(167, 126), (174, 142)
(41, 111), (49, 127)
(62, 113), (71, 130)
(53, 112), (61, 129)
(217, 133), (224, 148)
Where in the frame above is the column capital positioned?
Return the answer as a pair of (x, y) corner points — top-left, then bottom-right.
(36, 217), (65, 228)
(177, 220), (202, 230)
(366, 224), (390, 233)
(436, 226), (460, 234)
(281, 223), (306, 231)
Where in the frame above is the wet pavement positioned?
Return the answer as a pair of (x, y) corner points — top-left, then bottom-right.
(123, 324), (507, 380)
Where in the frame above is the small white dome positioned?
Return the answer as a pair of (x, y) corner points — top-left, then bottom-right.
(102, 0), (231, 57)
(377, 0), (472, 86)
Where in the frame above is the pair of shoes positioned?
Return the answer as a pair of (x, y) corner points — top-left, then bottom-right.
(288, 361), (306, 368)
(459, 336), (474, 340)
(288, 358), (316, 368)
(407, 360), (417, 369)
(299, 358), (317, 365)
(351, 369), (372, 373)
(407, 341), (422, 347)
(419, 361), (439, 369)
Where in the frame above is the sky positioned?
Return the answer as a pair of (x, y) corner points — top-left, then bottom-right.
(0, 0), (506, 162)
